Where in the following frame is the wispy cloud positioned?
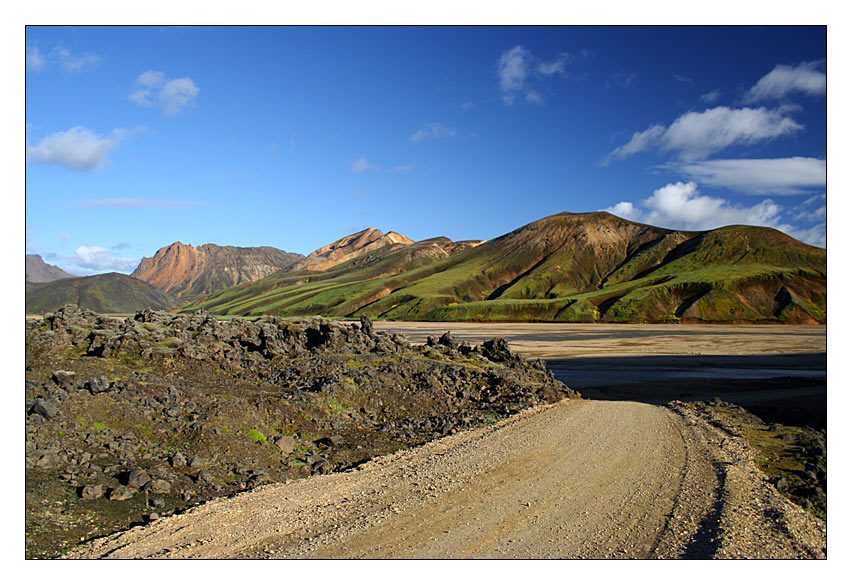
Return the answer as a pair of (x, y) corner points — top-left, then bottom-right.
(75, 198), (210, 208)
(538, 53), (572, 76)
(51, 47), (100, 74)
(606, 71), (637, 89)
(26, 44), (100, 74)
(26, 126), (130, 171)
(498, 45), (530, 105)
(496, 46), (589, 106)
(130, 70), (200, 116)
(744, 60), (826, 103)
(26, 44), (46, 71)
(669, 157), (826, 195)
(525, 90), (545, 106)
(701, 89), (722, 103)
(409, 122), (458, 143)
(602, 181), (825, 247)
(388, 164), (413, 174)
(603, 106), (803, 164)
(673, 74), (694, 85)
(266, 142), (279, 152)
(350, 156), (378, 173)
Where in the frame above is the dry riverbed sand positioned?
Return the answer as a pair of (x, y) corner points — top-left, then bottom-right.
(367, 322), (826, 359)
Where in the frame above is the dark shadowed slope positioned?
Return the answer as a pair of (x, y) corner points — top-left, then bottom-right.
(26, 272), (177, 314)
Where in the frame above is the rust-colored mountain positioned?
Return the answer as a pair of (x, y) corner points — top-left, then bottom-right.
(290, 228), (416, 272)
(131, 242), (303, 300)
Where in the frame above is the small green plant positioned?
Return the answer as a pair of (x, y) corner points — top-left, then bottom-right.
(246, 429), (267, 443)
(482, 413), (499, 425)
(92, 422), (105, 431)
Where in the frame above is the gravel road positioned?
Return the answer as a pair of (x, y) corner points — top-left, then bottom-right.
(66, 399), (825, 559)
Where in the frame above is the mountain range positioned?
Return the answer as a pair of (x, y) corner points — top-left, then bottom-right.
(130, 242), (303, 300)
(25, 213), (827, 323)
(26, 254), (77, 283)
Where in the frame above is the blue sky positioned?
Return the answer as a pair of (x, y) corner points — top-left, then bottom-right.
(25, 25), (827, 275)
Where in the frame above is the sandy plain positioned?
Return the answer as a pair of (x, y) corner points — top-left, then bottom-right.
(365, 321), (826, 359)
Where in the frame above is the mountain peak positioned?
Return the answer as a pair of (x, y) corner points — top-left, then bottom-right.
(292, 228), (415, 272)
(131, 242), (303, 299)
(26, 254), (76, 283)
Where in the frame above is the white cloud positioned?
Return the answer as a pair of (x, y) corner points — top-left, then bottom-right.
(409, 122), (457, 143)
(75, 198), (209, 208)
(603, 201), (644, 222)
(539, 54), (570, 76)
(671, 157), (826, 195)
(26, 45), (46, 71)
(603, 181), (779, 230)
(129, 70), (199, 116)
(701, 89), (722, 103)
(266, 142), (279, 152)
(50, 47), (100, 74)
(160, 78), (200, 116)
(137, 69), (166, 87)
(388, 164), (413, 174)
(792, 193), (826, 222)
(26, 44), (99, 73)
(74, 246), (139, 273)
(744, 61), (826, 103)
(350, 156), (378, 173)
(497, 46), (587, 106)
(498, 45), (529, 98)
(605, 106), (803, 163)
(26, 126), (127, 171)
(525, 90), (545, 106)
(602, 181), (825, 247)
(639, 182), (783, 230)
(673, 74), (694, 85)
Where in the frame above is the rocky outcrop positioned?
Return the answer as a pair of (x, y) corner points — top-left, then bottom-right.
(25, 304), (576, 558)
(131, 242), (303, 299)
(291, 228), (414, 272)
(26, 254), (76, 283)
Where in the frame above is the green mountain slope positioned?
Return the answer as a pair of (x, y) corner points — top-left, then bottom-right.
(26, 272), (178, 314)
(183, 212), (826, 324)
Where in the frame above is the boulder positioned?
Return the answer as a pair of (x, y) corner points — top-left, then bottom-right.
(275, 436), (297, 454)
(108, 485), (137, 501)
(79, 484), (105, 500)
(143, 479), (172, 494)
(123, 468), (151, 488)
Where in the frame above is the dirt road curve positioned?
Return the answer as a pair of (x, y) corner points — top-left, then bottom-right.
(66, 400), (825, 559)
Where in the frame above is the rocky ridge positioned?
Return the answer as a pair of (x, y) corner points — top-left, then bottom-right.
(131, 242), (303, 300)
(291, 228), (415, 272)
(26, 254), (76, 283)
(25, 304), (575, 558)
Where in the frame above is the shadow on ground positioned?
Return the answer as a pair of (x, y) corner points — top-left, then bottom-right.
(546, 353), (826, 430)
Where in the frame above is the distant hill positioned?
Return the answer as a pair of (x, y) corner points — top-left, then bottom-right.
(131, 242), (303, 301)
(290, 228), (416, 272)
(26, 254), (76, 283)
(26, 272), (177, 315)
(184, 212), (825, 324)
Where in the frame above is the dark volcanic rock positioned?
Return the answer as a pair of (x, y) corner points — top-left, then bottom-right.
(25, 304), (578, 559)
